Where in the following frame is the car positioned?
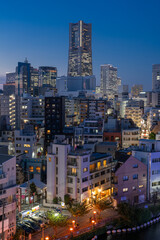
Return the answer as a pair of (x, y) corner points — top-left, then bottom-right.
(24, 220), (41, 231)
(29, 216), (43, 225)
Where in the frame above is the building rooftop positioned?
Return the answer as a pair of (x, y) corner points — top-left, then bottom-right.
(90, 152), (111, 162)
(0, 154), (15, 164)
(96, 142), (117, 146)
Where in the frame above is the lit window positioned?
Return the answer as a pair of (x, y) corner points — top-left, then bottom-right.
(83, 167), (88, 173)
(139, 185), (144, 188)
(36, 167), (41, 173)
(24, 144), (30, 148)
(133, 174), (138, 179)
(29, 166), (34, 172)
(72, 168), (76, 174)
(97, 162), (101, 170)
(123, 188), (128, 192)
(103, 160), (107, 167)
(24, 150), (28, 154)
(48, 157), (51, 162)
(47, 130), (50, 134)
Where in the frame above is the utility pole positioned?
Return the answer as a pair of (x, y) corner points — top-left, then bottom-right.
(2, 199), (5, 240)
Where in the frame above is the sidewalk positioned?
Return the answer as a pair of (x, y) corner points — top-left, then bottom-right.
(31, 208), (118, 240)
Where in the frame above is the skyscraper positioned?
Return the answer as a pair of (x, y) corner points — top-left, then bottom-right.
(15, 59), (31, 96)
(100, 64), (121, 99)
(152, 64), (160, 91)
(68, 20), (92, 77)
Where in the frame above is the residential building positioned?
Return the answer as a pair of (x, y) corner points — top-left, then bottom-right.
(122, 128), (140, 148)
(0, 155), (17, 239)
(132, 139), (160, 200)
(47, 142), (115, 202)
(68, 20), (92, 77)
(83, 118), (104, 143)
(115, 156), (147, 204)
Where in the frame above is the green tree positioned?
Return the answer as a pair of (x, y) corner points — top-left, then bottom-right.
(64, 194), (73, 206)
(149, 132), (156, 140)
(47, 211), (68, 237)
(67, 200), (90, 218)
(94, 199), (112, 217)
(53, 197), (58, 204)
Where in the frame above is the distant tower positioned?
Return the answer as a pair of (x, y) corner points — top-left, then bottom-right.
(68, 20), (92, 77)
(152, 64), (160, 91)
(100, 64), (121, 99)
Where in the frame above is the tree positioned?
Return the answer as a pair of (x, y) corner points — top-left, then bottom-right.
(64, 194), (73, 207)
(149, 132), (156, 140)
(94, 199), (112, 217)
(47, 211), (69, 238)
(30, 182), (37, 195)
(53, 197), (58, 204)
(67, 200), (90, 218)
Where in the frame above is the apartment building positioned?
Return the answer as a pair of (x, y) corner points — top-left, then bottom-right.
(0, 155), (17, 239)
(115, 156), (147, 205)
(132, 139), (160, 200)
(47, 143), (115, 203)
(122, 128), (140, 148)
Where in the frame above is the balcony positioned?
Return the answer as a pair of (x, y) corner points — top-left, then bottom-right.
(67, 162), (77, 167)
(0, 174), (8, 185)
(67, 172), (77, 177)
(0, 201), (16, 215)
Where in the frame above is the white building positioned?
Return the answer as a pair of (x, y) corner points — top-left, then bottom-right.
(132, 139), (160, 200)
(0, 155), (17, 239)
(122, 128), (140, 148)
(47, 142), (115, 203)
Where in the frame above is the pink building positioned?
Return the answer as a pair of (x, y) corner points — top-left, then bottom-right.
(115, 156), (147, 205)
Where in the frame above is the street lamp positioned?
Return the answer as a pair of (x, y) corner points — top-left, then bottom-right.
(72, 220), (75, 228)
(91, 220), (96, 229)
(45, 237), (49, 240)
(93, 211), (96, 221)
(70, 227), (73, 237)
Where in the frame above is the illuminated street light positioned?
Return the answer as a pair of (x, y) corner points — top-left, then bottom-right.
(54, 213), (59, 217)
(45, 237), (49, 240)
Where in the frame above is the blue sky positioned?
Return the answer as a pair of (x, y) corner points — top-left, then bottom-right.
(0, 0), (160, 90)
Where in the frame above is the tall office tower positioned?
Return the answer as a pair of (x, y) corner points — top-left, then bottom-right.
(45, 96), (65, 151)
(39, 66), (57, 89)
(6, 72), (16, 84)
(30, 67), (39, 97)
(131, 84), (143, 97)
(152, 64), (160, 91)
(100, 64), (121, 99)
(68, 20), (92, 77)
(15, 59), (31, 96)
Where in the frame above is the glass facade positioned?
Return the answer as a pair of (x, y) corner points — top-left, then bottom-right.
(68, 20), (92, 77)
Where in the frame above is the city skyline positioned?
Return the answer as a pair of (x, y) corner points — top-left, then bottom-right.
(1, 0), (160, 90)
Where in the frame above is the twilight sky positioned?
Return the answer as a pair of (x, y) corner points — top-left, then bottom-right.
(0, 0), (160, 90)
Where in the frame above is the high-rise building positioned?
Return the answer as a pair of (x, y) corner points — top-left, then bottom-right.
(6, 72), (16, 84)
(152, 64), (160, 91)
(15, 59), (31, 96)
(131, 84), (143, 97)
(45, 96), (65, 150)
(39, 66), (57, 91)
(68, 20), (92, 77)
(100, 64), (121, 99)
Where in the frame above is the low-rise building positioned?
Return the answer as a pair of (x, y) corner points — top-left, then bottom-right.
(122, 128), (140, 148)
(115, 155), (147, 204)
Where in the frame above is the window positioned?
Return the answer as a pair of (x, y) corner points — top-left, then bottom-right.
(132, 186), (136, 191)
(24, 144), (30, 148)
(48, 157), (51, 162)
(36, 167), (40, 173)
(143, 174), (146, 177)
(47, 130), (50, 134)
(56, 157), (58, 165)
(29, 166), (34, 172)
(82, 177), (88, 182)
(101, 171), (105, 176)
(133, 164), (138, 168)
(152, 158), (160, 163)
(67, 177), (73, 184)
(90, 175), (93, 180)
(72, 168), (76, 174)
(83, 167), (88, 173)
(123, 188), (128, 192)
(97, 162), (101, 170)
(123, 176), (129, 181)
(56, 177), (58, 184)
(139, 185), (144, 188)
(103, 160), (107, 167)
(77, 188), (80, 193)
(95, 173), (100, 178)
(95, 182), (99, 187)
(82, 187), (88, 193)
(56, 147), (58, 154)
(83, 157), (88, 162)
(24, 150), (28, 154)
(133, 174), (138, 179)
(68, 187), (73, 194)
(56, 167), (58, 175)
(56, 187), (58, 194)
(152, 170), (160, 175)
(101, 180), (105, 185)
